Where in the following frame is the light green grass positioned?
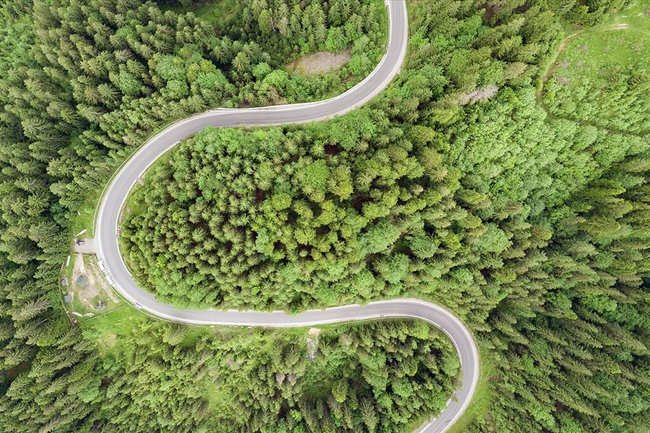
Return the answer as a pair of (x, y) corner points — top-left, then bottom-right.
(593, 0), (650, 30)
(562, 0), (648, 66)
(538, 0), (649, 130)
(73, 192), (98, 239)
(81, 304), (143, 354)
(558, 23), (649, 72)
(541, 1), (649, 79)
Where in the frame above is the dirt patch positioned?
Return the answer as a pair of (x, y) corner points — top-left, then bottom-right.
(226, 358), (243, 371)
(72, 254), (98, 310)
(459, 85), (499, 105)
(73, 237), (97, 254)
(288, 51), (351, 75)
(88, 259), (119, 304)
(98, 333), (117, 349)
(306, 327), (321, 360)
(338, 333), (352, 347)
(324, 144), (342, 155)
(71, 254), (119, 312)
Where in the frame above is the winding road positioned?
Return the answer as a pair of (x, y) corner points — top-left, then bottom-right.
(95, 1), (480, 432)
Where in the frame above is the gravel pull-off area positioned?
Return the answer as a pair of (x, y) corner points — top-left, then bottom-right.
(289, 51), (351, 75)
(74, 237), (97, 254)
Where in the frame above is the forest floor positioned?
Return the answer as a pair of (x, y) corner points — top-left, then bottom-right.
(74, 0), (468, 429)
(287, 51), (352, 75)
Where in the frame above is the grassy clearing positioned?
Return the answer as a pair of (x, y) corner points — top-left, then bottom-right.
(73, 194), (97, 239)
(82, 304), (144, 355)
(540, 1), (649, 83)
(539, 1), (649, 133)
(557, 18), (649, 71)
(554, 1), (648, 70)
(593, 0), (650, 31)
(62, 252), (74, 282)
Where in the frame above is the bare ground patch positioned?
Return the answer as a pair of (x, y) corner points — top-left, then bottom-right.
(607, 23), (629, 30)
(306, 327), (321, 360)
(98, 333), (117, 350)
(70, 254), (119, 313)
(288, 51), (351, 75)
(73, 236), (97, 254)
(72, 254), (98, 310)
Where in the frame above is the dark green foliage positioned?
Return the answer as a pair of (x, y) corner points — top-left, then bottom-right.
(2, 0), (385, 216)
(122, 114), (461, 309)
(76, 319), (458, 433)
(1, 0), (649, 432)
(225, 0), (386, 65)
(475, 153), (650, 433)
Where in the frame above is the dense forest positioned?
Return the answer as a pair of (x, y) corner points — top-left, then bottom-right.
(1, 0), (649, 432)
(82, 318), (459, 433)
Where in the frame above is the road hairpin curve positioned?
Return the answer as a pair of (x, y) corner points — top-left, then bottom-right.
(95, 2), (479, 431)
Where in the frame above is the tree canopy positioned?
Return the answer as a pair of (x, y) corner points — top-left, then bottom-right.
(0, 0), (649, 432)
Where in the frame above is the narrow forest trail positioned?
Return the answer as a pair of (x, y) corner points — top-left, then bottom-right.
(93, 1), (480, 433)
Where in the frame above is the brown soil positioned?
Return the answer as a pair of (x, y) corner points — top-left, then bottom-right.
(72, 254), (98, 310)
(306, 327), (321, 360)
(98, 333), (117, 350)
(288, 51), (351, 75)
(88, 259), (120, 304)
(71, 254), (119, 311)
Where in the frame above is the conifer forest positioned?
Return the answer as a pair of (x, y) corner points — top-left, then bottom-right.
(0, 0), (648, 432)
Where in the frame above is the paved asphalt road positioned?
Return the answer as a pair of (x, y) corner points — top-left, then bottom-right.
(95, 1), (480, 432)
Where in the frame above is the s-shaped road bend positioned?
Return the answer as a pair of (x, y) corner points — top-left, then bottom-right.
(95, 1), (480, 432)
